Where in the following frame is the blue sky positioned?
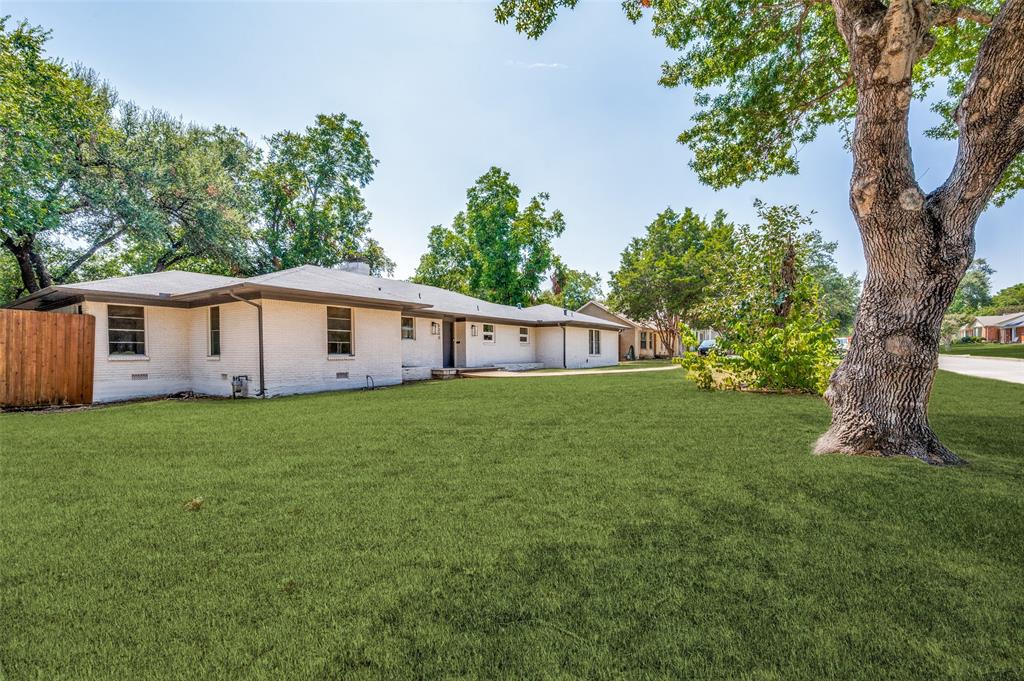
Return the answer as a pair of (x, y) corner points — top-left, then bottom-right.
(9, 1), (1021, 291)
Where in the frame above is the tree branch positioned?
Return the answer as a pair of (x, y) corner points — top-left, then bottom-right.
(53, 221), (127, 284)
(934, 0), (1024, 226)
(932, 3), (995, 25)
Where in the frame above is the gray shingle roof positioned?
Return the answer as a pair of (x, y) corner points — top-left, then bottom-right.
(59, 271), (245, 296)
(245, 265), (421, 306)
(11, 264), (625, 329)
(973, 313), (1024, 327)
(253, 266), (623, 328)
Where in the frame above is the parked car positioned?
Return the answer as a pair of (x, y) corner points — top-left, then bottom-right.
(697, 339), (717, 356)
(835, 337), (851, 354)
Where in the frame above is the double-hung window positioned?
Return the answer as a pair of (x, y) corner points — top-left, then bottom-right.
(519, 327), (529, 344)
(640, 331), (648, 350)
(401, 316), (416, 340)
(588, 329), (601, 355)
(108, 305), (145, 356)
(327, 306), (354, 355)
(482, 323), (495, 343)
(209, 306), (221, 357)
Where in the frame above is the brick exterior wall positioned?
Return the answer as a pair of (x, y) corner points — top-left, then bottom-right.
(81, 300), (620, 402)
(85, 301), (194, 402)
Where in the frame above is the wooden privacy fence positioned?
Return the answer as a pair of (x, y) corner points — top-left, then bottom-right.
(0, 309), (95, 407)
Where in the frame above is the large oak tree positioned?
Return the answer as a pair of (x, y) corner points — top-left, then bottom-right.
(496, 0), (1024, 464)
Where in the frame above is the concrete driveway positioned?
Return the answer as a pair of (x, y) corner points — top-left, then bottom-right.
(938, 355), (1024, 385)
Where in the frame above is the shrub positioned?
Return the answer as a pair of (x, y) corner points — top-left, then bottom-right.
(680, 312), (839, 395)
(676, 203), (843, 396)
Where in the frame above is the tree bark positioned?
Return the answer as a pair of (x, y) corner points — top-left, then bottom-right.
(815, 210), (970, 464)
(3, 236), (42, 294)
(30, 250), (53, 289)
(654, 314), (681, 356)
(816, 0), (1024, 464)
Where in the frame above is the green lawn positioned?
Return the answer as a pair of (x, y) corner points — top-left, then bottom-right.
(2, 371), (1022, 679)
(940, 342), (1024, 359)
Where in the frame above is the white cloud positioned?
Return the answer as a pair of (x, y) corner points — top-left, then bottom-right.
(504, 59), (568, 70)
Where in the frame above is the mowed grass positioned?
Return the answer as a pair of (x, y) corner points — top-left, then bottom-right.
(1, 371), (1022, 680)
(940, 342), (1024, 359)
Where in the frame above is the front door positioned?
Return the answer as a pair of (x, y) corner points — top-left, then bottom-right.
(442, 321), (454, 367)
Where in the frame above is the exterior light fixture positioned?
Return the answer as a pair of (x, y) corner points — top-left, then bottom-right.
(471, 324), (478, 337)
(431, 321), (440, 335)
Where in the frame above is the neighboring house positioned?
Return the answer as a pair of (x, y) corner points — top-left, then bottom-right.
(576, 300), (717, 360)
(8, 263), (624, 403)
(959, 312), (1024, 343)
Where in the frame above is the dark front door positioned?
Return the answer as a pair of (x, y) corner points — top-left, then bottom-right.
(442, 321), (454, 368)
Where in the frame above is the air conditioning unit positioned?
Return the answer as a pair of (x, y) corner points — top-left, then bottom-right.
(231, 375), (250, 398)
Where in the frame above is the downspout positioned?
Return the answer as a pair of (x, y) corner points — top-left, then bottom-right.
(561, 323), (567, 369)
(228, 292), (266, 397)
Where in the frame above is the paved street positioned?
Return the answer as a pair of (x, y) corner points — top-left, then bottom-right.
(938, 355), (1024, 385)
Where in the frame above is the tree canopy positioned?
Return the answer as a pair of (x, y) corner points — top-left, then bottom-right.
(0, 19), (114, 293)
(536, 256), (602, 310)
(984, 282), (1024, 313)
(0, 20), (395, 300)
(412, 167), (565, 306)
(495, 0), (1021, 203)
(253, 114), (393, 276)
(948, 258), (994, 313)
(608, 207), (734, 353)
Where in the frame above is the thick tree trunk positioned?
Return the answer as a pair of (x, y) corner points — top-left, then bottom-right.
(4, 240), (41, 294)
(819, 0), (1024, 464)
(815, 210), (971, 464)
(30, 250), (53, 289)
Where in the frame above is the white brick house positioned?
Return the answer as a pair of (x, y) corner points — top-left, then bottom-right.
(9, 264), (624, 402)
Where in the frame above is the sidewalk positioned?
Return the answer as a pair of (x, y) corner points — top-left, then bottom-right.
(464, 365), (682, 378)
(938, 355), (1024, 385)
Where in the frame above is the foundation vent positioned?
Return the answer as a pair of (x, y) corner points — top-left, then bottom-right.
(336, 371), (349, 379)
(131, 373), (149, 381)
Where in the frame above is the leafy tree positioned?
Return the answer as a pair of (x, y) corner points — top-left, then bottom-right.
(608, 207), (733, 355)
(414, 225), (474, 295)
(253, 114), (393, 275)
(412, 167), (565, 306)
(496, 0), (1024, 464)
(0, 251), (24, 304)
(0, 19), (113, 294)
(948, 258), (994, 312)
(681, 202), (840, 394)
(110, 107), (259, 274)
(536, 256), (602, 309)
(812, 261), (861, 335)
(981, 282), (1024, 313)
(0, 20), (262, 299)
(940, 311), (974, 345)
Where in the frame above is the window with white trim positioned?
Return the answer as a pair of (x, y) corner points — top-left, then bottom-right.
(209, 306), (221, 357)
(519, 327), (529, 344)
(327, 306), (354, 355)
(108, 305), (145, 356)
(482, 323), (495, 343)
(588, 329), (601, 355)
(401, 316), (416, 340)
(640, 331), (648, 350)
